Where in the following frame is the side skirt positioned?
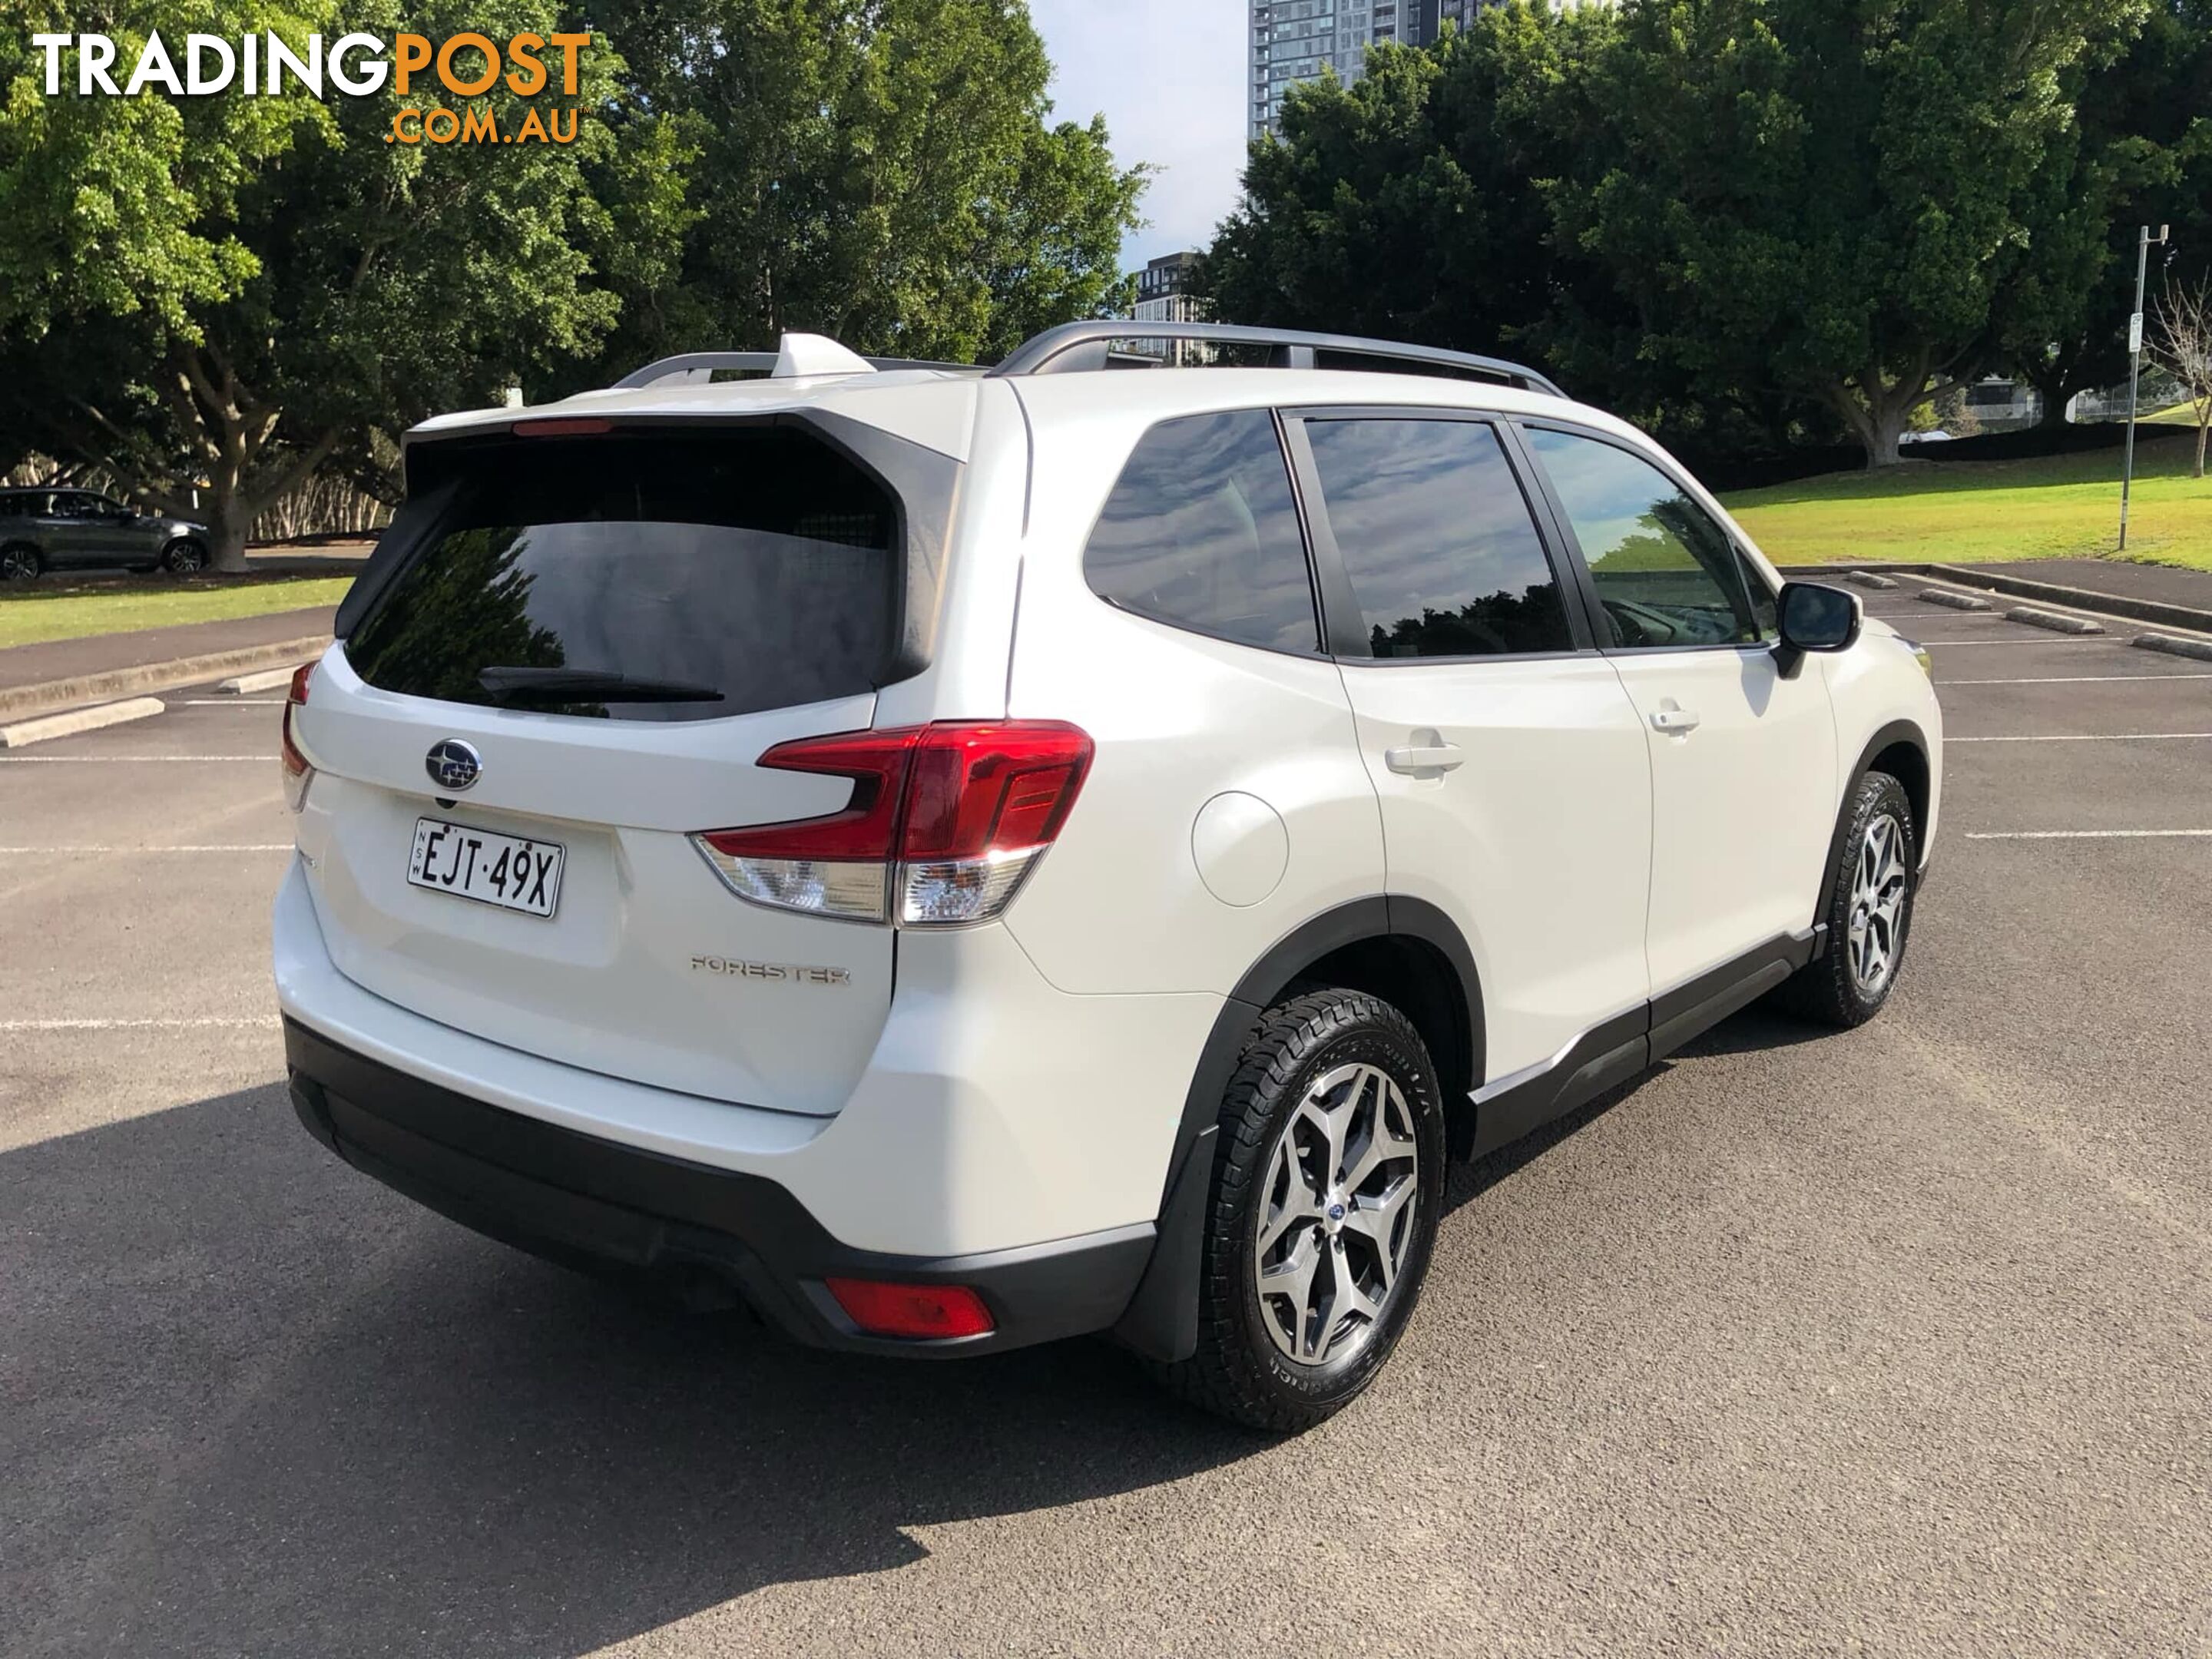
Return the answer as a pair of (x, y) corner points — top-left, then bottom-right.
(1464, 927), (1824, 1161)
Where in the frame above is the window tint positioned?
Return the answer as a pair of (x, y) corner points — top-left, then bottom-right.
(1524, 428), (1757, 649)
(1084, 409), (1318, 653)
(1305, 418), (1572, 658)
(346, 428), (900, 722)
(50, 494), (101, 520)
(0, 495), (29, 518)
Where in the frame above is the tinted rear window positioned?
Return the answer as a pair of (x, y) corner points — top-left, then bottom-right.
(346, 429), (899, 721)
(1081, 409), (1318, 654)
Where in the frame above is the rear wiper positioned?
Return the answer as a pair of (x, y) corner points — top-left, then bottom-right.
(478, 666), (725, 704)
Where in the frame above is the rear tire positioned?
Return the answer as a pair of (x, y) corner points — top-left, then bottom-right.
(1152, 988), (1446, 1434)
(1, 543), (40, 581)
(160, 538), (210, 574)
(1777, 770), (1918, 1028)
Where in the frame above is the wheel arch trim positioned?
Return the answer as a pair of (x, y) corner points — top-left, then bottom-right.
(1110, 896), (1485, 1363)
(1826, 720), (1933, 908)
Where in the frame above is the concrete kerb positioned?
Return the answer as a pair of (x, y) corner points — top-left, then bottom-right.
(1920, 588), (1995, 612)
(1784, 561), (2212, 636)
(0, 696), (166, 750)
(2002, 606), (2105, 636)
(2133, 634), (2212, 664)
(0, 636), (329, 724)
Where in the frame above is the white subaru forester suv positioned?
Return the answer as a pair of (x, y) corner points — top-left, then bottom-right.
(274, 323), (1940, 1432)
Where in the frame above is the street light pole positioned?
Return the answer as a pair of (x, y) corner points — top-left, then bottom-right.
(2121, 223), (2171, 553)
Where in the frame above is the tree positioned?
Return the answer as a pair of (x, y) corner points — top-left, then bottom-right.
(1545, 0), (2153, 468)
(1204, 12), (1618, 369)
(578, 0), (1147, 379)
(2153, 273), (2212, 475)
(0, 2), (680, 567)
(2001, 0), (2212, 427)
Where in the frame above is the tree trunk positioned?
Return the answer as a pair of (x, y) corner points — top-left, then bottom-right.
(2196, 413), (2208, 480)
(208, 495), (256, 573)
(1827, 372), (1925, 469)
(1863, 418), (1907, 467)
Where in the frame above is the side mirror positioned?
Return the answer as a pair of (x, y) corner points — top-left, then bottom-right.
(1774, 581), (1861, 676)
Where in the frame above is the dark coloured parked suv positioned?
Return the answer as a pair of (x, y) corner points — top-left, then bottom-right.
(0, 488), (213, 578)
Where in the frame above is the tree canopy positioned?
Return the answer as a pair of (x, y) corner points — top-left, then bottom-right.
(0, 0), (1147, 561)
(1207, 0), (2209, 467)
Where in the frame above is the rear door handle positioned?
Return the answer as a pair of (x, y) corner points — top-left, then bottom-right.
(1650, 708), (1701, 734)
(1385, 743), (1465, 776)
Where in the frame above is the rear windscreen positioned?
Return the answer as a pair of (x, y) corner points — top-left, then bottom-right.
(345, 428), (899, 721)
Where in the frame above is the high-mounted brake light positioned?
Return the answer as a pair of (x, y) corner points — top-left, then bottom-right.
(690, 722), (1093, 927)
(512, 416), (614, 438)
(279, 662), (315, 812)
(825, 1278), (995, 1340)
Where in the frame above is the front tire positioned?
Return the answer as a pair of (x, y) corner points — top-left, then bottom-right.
(1, 542), (41, 581)
(1778, 770), (1919, 1028)
(159, 538), (210, 574)
(1154, 988), (1446, 1433)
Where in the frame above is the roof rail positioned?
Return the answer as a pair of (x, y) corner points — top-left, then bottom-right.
(986, 321), (1568, 399)
(614, 348), (985, 390)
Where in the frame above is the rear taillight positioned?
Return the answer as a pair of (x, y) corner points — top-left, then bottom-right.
(691, 721), (1093, 928)
(279, 663), (315, 812)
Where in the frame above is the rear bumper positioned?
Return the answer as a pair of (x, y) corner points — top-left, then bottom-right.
(285, 1018), (1154, 1356)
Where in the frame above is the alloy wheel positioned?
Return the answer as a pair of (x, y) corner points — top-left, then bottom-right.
(1252, 1061), (1421, 1368)
(1, 547), (36, 581)
(1846, 812), (1909, 995)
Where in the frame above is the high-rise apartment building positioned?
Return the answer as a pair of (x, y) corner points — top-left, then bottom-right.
(1248, 1), (1507, 141)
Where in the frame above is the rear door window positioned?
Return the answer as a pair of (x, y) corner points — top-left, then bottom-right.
(1303, 417), (1575, 658)
(346, 428), (901, 721)
(1083, 409), (1320, 654)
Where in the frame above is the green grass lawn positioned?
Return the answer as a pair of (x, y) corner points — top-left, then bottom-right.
(1723, 429), (2212, 571)
(0, 575), (354, 651)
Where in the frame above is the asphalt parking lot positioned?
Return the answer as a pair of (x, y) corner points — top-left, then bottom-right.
(5, 595), (2209, 1657)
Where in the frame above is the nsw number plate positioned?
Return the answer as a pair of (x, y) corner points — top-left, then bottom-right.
(407, 817), (564, 918)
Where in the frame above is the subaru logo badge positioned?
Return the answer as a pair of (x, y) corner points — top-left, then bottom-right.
(425, 738), (482, 793)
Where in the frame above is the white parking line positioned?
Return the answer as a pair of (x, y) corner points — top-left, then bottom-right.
(178, 697), (283, 706)
(1965, 830), (2212, 840)
(0, 1016), (281, 1031)
(1944, 674), (2212, 685)
(1951, 733), (2212, 743)
(0, 754), (270, 763)
(0, 845), (290, 853)
(1916, 637), (2108, 646)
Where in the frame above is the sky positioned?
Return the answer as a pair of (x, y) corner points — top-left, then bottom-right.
(1027, 0), (1248, 272)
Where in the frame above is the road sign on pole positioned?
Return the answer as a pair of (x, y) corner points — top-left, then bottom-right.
(2121, 225), (2170, 554)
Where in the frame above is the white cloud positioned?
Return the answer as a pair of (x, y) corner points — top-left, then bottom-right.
(1027, 0), (1248, 270)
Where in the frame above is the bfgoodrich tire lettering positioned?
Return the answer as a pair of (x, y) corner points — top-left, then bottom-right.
(1777, 770), (1919, 1028)
(1153, 988), (1446, 1433)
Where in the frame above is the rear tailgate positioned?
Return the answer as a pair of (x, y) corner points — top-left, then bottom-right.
(291, 417), (959, 1114)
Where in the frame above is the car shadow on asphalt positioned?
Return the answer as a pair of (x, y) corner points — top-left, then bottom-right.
(2, 1081), (1259, 1657)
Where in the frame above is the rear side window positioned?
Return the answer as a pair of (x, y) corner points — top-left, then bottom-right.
(1083, 409), (1319, 654)
(1305, 418), (1573, 658)
(346, 429), (899, 721)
